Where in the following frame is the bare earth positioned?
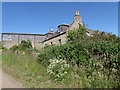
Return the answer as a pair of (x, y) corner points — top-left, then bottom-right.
(0, 68), (24, 88)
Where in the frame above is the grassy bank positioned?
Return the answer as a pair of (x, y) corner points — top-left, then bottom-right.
(2, 51), (63, 88)
(2, 50), (120, 88)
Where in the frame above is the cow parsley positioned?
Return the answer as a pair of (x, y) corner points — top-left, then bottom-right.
(47, 58), (70, 82)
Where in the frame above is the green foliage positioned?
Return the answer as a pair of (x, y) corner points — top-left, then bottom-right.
(2, 51), (63, 88)
(67, 24), (87, 41)
(47, 58), (70, 82)
(0, 43), (7, 50)
(10, 45), (19, 51)
(10, 40), (39, 53)
(2, 51), (46, 75)
(10, 40), (32, 52)
(37, 24), (120, 88)
(19, 40), (32, 51)
(33, 47), (40, 53)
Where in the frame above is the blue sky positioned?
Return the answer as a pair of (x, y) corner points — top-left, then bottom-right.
(2, 2), (118, 35)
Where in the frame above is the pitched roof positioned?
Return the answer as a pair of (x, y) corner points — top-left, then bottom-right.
(2, 33), (45, 36)
(43, 28), (97, 42)
(43, 32), (66, 42)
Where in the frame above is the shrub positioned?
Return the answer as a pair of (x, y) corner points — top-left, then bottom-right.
(47, 58), (70, 82)
(0, 44), (7, 51)
(9, 40), (40, 54)
(37, 24), (120, 88)
(67, 24), (87, 41)
(10, 45), (19, 51)
(19, 40), (32, 51)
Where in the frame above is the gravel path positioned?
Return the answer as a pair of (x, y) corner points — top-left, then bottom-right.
(0, 67), (24, 88)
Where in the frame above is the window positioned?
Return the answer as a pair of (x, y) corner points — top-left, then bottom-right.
(51, 42), (53, 45)
(58, 39), (61, 44)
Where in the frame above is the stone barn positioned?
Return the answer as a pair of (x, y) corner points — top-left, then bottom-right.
(1, 33), (45, 49)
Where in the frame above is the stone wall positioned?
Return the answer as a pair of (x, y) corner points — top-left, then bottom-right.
(2, 33), (45, 49)
(43, 33), (67, 47)
(2, 41), (43, 49)
(34, 42), (43, 49)
(2, 41), (18, 49)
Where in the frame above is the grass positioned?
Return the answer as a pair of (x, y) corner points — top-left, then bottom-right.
(2, 51), (63, 88)
(2, 50), (119, 88)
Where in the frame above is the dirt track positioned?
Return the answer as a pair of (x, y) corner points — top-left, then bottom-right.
(0, 68), (24, 88)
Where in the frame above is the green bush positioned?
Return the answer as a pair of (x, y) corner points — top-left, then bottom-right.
(10, 40), (39, 54)
(67, 24), (87, 41)
(19, 40), (32, 51)
(10, 45), (19, 51)
(0, 44), (7, 50)
(47, 58), (70, 82)
(37, 24), (120, 88)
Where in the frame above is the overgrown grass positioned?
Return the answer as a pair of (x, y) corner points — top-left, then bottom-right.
(2, 51), (63, 88)
(2, 50), (120, 88)
(2, 51), (46, 75)
(2, 44), (120, 88)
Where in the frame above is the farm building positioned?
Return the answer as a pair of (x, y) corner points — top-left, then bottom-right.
(1, 33), (45, 49)
(1, 11), (95, 49)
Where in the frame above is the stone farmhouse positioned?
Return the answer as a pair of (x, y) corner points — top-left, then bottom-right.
(1, 11), (95, 49)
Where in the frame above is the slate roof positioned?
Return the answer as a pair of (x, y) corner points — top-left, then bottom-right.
(43, 28), (96, 42)
(43, 32), (66, 42)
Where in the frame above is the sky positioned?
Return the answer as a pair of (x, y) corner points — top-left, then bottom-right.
(2, 2), (118, 35)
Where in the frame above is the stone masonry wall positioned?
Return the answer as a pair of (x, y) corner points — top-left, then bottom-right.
(2, 41), (43, 49)
(43, 33), (67, 47)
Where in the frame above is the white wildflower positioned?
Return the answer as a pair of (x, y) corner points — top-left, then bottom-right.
(47, 58), (69, 82)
